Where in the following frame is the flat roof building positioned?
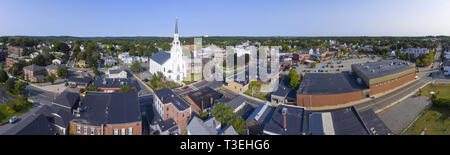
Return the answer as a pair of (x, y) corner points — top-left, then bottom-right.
(297, 72), (368, 108)
(154, 88), (192, 134)
(70, 91), (142, 135)
(185, 87), (223, 115)
(352, 60), (416, 95)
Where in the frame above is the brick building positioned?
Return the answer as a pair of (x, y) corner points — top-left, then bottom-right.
(154, 88), (192, 134)
(296, 72), (368, 108)
(5, 57), (24, 68)
(69, 91), (142, 135)
(297, 60), (416, 108)
(23, 64), (47, 82)
(351, 60), (416, 95)
(185, 87), (223, 115)
(7, 46), (32, 56)
(45, 64), (60, 76)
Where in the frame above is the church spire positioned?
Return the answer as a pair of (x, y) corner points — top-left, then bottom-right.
(175, 18), (178, 34)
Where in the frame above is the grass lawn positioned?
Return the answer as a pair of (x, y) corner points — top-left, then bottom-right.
(405, 83), (450, 135)
(406, 107), (450, 135)
(421, 83), (450, 99)
(244, 81), (268, 101)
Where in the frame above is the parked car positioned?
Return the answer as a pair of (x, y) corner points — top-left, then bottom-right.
(143, 79), (149, 82)
(9, 116), (18, 124)
(182, 86), (189, 90)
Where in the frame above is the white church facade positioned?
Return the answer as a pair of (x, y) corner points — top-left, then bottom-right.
(149, 19), (187, 83)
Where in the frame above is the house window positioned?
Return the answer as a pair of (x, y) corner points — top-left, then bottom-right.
(76, 125), (81, 134)
(83, 127), (88, 135)
(128, 128), (133, 135)
(121, 128), (126, 135)
(113, 129), (119, 135)
(91, 128), (95, 135)
(97, 129), (101, 135)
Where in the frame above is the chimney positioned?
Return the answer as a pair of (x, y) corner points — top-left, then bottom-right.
(161, 97), (164, 102)
(213, 120), (217, 129)
(282, 108), (288, 131)
(210, 97), (214, 105)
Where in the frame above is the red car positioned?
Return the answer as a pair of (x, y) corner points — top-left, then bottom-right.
(182, 86), (189, 90)
(187, 91), (193, 94)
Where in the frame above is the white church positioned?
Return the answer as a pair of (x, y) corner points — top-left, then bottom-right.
(149, 19), (187, 83)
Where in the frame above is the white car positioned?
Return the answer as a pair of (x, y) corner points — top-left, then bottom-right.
(9, 116), (18, 124)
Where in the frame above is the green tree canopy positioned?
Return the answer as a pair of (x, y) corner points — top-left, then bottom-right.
(5, 78), (15, 93)
(211, 103), (235, 126)
(14, 81), (26, 95)
(288, 69), (301, 89)
(131, 61), (142, 73)
(57, 66), (68, 78)
(0, 70), (9, 83)
(119, 85), (132, 92)
(45, 74), (56, 84)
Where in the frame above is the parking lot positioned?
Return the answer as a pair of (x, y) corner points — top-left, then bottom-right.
(294, 56), (382, 74)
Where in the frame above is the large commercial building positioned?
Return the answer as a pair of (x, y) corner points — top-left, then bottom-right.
(351, 60), (416, 95)
(296, 60), (416, 108)
(297, 72), (368, 108)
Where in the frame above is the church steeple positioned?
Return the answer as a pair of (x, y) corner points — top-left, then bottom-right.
(175, 18), (178, 34)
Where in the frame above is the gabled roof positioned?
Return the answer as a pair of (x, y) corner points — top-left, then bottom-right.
(4, 105), (57, 135)
(23, 64), (45, 72)
(218, 125), (239, 135)
(53, 90), (80, 109)
(187, 116), (221, 135)
(226, 96), (246, 111)
(150, 51), (171, 65)
(45, 64), (60, 71)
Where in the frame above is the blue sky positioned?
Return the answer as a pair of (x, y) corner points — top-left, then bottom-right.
(1, 0), (450, 37)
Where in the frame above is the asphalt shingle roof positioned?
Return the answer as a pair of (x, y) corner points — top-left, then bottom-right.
(23, 64), (45, 72)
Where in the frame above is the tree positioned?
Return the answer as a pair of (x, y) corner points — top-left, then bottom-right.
(8, 62), (26, 76)
(14, 81), (26, 95)
(0, 70), (9, 83)
(31, 54), (47, 66)
(45, 74), (56, 84)
(5, 78), (15, 93)
(230, 116), (245, 135)
(85, 85), (99, 92)
(57, 66), (68, 78)
(93, 67), (100, 76)
(211, 103), (235, 126)
(77, 51), (86, 61)
(131, 61), (141, 73)
(288, 69), (300, 89)
(119, 86), (132, 92)
(310, 62), (317, 69)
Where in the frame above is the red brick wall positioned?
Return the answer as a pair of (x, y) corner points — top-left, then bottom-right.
(69, 122), (142, 135)
(369, 72), (416, 95)
(297, 90), (365, 107)
(185, 96), (201, 114)
(163, 104), (191, 134)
